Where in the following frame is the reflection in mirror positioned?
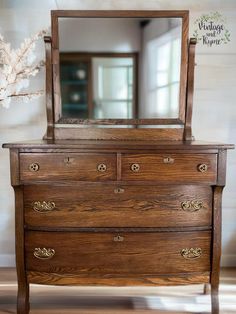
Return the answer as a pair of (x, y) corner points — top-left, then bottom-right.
(59, 17), (182, 121)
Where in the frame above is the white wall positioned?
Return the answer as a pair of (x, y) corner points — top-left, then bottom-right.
(60, 18), (141, 52)
(0, 0), (236, 267)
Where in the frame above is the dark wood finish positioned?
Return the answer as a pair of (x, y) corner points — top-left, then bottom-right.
(20, 153), (117, 181)
(14, 186), (30, 314)
(121, 153), (217, 183)
(24, 184), (212, 228)
(3, 9), (234, 314)
(10, 149), (20, 186)
(57, 118), (183, 125)
(25, 231), (211, 274)
(54, 127), (184, 140)
(43, 36), (54, 140)
(27, 271), (210, 286)
(184, 38), (197, 141)
(3, 139), (234, 151)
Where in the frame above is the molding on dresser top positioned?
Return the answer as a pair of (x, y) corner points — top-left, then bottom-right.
(3, 140), (234, 150)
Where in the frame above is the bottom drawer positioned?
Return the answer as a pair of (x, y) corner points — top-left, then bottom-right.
(25, 231), (211, 275)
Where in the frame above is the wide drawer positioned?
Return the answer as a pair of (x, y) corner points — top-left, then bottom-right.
(25, 231), (211, 275)
(121, 154), (217, 183)
(24, 185), (212, 228)
(20, 153), (116, 181)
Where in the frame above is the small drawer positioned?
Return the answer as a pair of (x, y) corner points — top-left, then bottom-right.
(121, 153), (217, 184)
(20, 153), (117, 181)
(24, 184), (212, 228)
(25, 231), (211, 275)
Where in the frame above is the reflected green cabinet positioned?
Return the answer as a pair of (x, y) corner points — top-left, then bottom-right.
(60, 53), (137, 120)
(60, 54), (90, 118)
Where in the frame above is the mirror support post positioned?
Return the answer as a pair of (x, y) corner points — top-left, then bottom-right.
(43, 36), (54, 140)
(184, 38), (197, 141)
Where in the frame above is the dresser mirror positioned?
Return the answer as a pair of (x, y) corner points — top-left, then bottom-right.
(52, 11), (189, 127)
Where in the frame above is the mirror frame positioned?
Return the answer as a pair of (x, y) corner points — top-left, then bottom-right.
(51, 10), (189, 127)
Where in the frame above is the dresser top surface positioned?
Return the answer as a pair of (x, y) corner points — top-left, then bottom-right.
(2, 140), (234, 150)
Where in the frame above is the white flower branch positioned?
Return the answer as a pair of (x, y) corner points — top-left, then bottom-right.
(0, 30), (47, 108)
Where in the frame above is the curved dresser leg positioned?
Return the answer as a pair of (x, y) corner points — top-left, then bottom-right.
(203, 283), (211, 295)
(17, 282), (30, 314)
(211, 283), (219, 314)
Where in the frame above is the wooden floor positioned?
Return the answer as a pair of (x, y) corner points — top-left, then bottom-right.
(0, 268), (236, 313)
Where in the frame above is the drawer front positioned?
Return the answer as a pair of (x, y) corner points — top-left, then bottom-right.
(121, 154), (217, 183)
(24, 185), (212, 228)
(20, 153), (116, 181)
(25, 231), (211, 275)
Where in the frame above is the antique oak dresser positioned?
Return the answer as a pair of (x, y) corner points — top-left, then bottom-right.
(3, 10), (234, 314)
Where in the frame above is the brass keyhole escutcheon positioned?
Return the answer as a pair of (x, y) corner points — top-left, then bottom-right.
(97, 163), (107, 172)
(29, 163), (39, 172)
(131, 163), (140, 172)
(163, 157), (175, 164)
(198, 164), (208, 173)
(114, 187), (125, 194)
(113, 235), (124, 242)
(64, 157), (74, 165)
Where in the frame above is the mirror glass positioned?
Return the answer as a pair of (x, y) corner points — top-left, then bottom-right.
(59, 17), (182, 121)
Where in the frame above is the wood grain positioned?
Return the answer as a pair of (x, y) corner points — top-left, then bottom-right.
(25, 231), (211, 275)
(14, 186), (30, 314)
(54, 127), (184, 141)
(121, 153), (217, 183)
(27, 271), (210, 286)
(184, 38), (197, 141)
(24, 184), (213, 228)
(20, 153), (117, 181)
(43, 36), (54, 140)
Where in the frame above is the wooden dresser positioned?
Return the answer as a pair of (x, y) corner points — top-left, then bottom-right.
(3, 10), (234, 314)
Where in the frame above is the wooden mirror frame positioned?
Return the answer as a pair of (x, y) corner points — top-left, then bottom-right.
(45, 10), (196, 140)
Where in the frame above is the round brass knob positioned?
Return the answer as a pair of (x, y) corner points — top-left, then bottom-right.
(29, 163), (39, 172)
(97, 163), (107, 172)
(131, 163), (140, 172)
(198, 164), (208, 173)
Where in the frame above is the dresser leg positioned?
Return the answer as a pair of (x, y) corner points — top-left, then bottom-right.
(203, 283), (211, 295)
(211, 284), (219, 314)
(17, 282), (30, 314)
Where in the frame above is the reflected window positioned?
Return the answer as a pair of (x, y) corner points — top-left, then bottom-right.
(93, 58), (134, 119)
(147, 26), (181, 118)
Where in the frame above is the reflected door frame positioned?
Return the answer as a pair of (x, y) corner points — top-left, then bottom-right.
(60, 52), (138, 120)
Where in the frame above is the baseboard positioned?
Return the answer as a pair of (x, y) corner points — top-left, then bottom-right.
(221, 254), (236, 267)
(0, 254), (235, 267)
(0, 255), (15, 267)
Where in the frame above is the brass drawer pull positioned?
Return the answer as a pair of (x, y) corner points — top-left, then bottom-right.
(113, 235), (124, 242)
(33, 201), (56, 213)
(114, 187), (124, 194)
(29, 163), (39, 172)
(97, 163), (107, 172)
(131, 163), (140, 172)
(198, 164), (208, 173)
(163, 157), (174, 164)
(181, 248), (202, 259)
(181, 200), (203, 212)
(34, 248), (55, 260)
